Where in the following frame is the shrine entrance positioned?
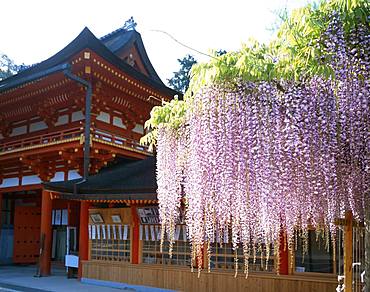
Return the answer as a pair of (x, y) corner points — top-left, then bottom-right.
(2, 190), (80, 272)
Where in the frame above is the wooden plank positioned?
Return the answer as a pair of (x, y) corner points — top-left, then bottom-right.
(82, 261), (337, 292)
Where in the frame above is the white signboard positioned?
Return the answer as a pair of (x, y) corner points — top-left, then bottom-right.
(88, 225), (92, 239)
(118, 225), (122, 240)
(139, 225), (143, 240)
(150, 225), (156, 241)
(123, 225), (128, 240)
(137, 206), (185, 225)
(107, 225), (111, 239)
(137, 207), (160, 224)
(156, 225), (161, 241)
(91, 225), (96, 240)
(101, 225), (106, 239)
(145, 225), (149, 240)
(112, 225), (117, 240)
(96, 225), (101, 239)
(65, 255), (79, 268)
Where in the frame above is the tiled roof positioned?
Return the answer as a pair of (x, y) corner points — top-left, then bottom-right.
(0, 26), (178, 96)
(44, 156), (157, 200)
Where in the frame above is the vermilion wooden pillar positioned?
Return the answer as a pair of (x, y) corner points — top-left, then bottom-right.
(131, 205), (140, 264)
(39, 190), (52, 276)
(278, 229), (289, 275)
(78, 201), (90, 279)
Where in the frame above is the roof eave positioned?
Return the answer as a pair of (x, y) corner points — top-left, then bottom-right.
(0, 27), (180, 98)
(53, 191), (157, 201)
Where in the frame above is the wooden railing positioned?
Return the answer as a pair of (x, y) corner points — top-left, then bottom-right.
(92, 128), (150, 153)
(0, 127), (82, 153)
(0, 127), (150, 154)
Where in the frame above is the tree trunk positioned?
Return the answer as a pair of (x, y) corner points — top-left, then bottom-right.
(365, 208), (370, 292)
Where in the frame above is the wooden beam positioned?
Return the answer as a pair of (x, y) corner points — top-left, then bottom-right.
(0, 184), (43, 193)
(0, 139), (81, 160)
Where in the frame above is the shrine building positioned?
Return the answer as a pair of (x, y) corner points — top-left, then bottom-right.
(0, 21), (363, 292)
(0, 20), (176, 276)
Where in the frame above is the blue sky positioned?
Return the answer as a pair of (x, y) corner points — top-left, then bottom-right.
(1, 0), (309, 83)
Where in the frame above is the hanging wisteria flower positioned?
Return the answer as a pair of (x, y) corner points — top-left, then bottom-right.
(155, 10), (369, 275)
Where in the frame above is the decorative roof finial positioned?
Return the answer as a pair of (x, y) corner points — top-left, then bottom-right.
(123, 17), (137, 31)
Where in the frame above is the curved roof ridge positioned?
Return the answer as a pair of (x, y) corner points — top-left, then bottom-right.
(0, 27), (179, 97)
(0, 27), (94, 88)
(100, 26), (128, 41)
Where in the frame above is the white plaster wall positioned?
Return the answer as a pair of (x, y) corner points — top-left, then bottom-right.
(55, 114), (69, 126)
(132, 124), (144, 134)
(9, 125), (27, 137)
(29, 121), (48, 132)
(113, 117), (127, 129)
(71, 111), (84, 122)
(96, 111), (110, 123)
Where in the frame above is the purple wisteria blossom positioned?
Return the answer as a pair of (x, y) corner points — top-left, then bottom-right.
(156, 16), (369, 274)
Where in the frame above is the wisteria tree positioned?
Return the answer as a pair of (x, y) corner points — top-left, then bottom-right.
(141, 0), (369, 280)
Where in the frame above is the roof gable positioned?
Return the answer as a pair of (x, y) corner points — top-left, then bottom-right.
(101, 28), (162, 83)
(0, 27), (178, 97)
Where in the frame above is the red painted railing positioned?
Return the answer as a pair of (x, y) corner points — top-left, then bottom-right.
(0, 127), (82, 153)
(0, 127), (150, 154)
(92, 128), (150, 153)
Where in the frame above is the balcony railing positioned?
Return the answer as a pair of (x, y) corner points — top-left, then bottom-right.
(0, 127), (150, 155)
(92, 129), (150, 153)
(0, 127), (82, 153)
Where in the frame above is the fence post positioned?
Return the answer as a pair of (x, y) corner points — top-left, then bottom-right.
(365, 208), (370, 292)
(344, 210), (353, 292)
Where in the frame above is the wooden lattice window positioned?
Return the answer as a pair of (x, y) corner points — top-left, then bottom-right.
(141, 224), (191, 266)
(89, 224), (130, 262)
(209, 243), (275, 273)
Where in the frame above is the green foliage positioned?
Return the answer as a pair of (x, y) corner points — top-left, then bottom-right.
(0, 54), (29, 80)
(188, 0), (369, 94)
(140, 96), (187, 147)
(0, 54), (17, 80)
(167, 54), (197, 93)
(142, 0), (369, 147)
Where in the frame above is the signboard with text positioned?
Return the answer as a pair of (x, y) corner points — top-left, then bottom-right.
(137, 206), (185, 225)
